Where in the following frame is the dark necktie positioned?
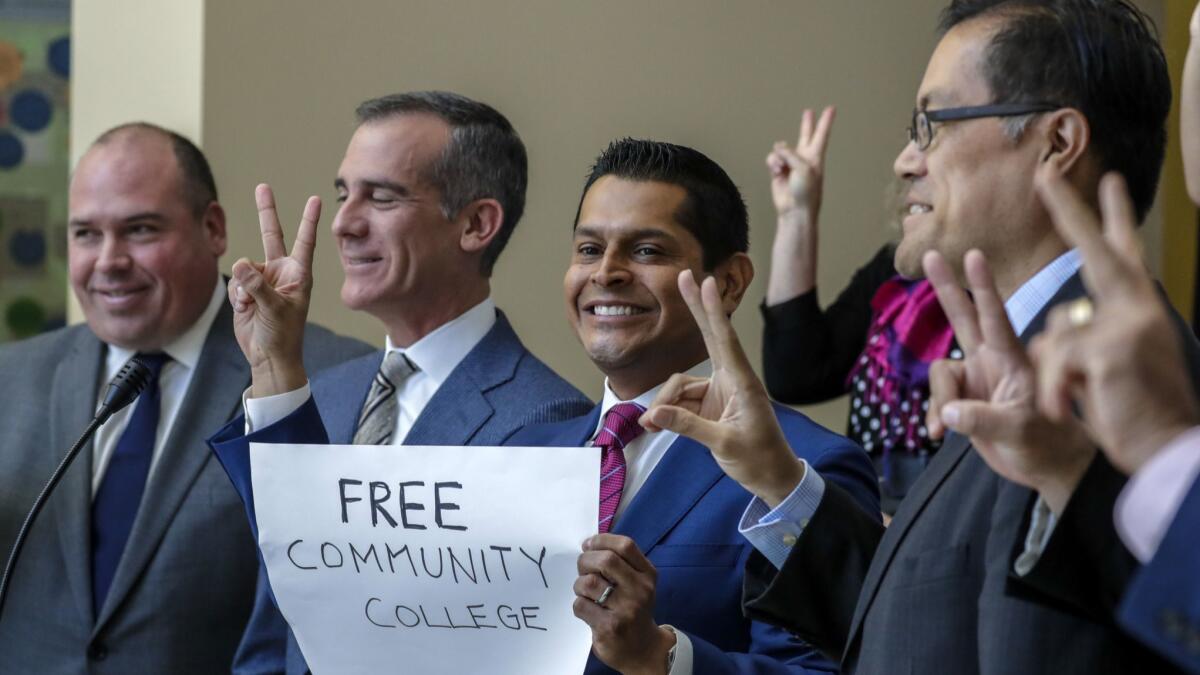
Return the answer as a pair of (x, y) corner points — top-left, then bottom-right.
(91, 352), (169, 613)
(594, 402), (646, 534)
(353, 351), (417, 445)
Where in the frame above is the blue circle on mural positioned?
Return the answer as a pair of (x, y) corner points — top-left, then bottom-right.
(0, 132), (23, 169)
(10, 90), (52, 132)
(48, 37), (70, 78)
(9, 230), (46, 266)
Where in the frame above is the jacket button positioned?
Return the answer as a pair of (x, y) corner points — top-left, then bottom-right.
(87, 643), (108, 661)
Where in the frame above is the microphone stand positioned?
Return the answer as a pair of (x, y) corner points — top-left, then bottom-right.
(0, 357), (154, 621)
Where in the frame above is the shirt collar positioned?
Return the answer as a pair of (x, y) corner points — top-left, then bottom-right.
(1004, 248), (1081, 338)
(593, 360), (713, 437)
(105, 277), (225, 379)
(384, 298), (497, 388)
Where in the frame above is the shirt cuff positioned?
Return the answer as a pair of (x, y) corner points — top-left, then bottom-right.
(738, 460), (825, 570)
(243, 383), (311, 434)
(1115, 425), (1200, 563)
(663, 625), (693, 675)
(1013, 496), (1057, 576)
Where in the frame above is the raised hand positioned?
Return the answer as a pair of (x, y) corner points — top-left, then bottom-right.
(923, 248), (1093, 515)
(767, 107), (836, 220)
(573, 534), (674, 675)
(640, 270), (804, 507)
(766, 106), (835, 305)
(1031, 170), (1199, 475)
(229, 184), (320, 398)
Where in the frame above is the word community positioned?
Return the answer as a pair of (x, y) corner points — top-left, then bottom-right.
(286, 540), (550, 588)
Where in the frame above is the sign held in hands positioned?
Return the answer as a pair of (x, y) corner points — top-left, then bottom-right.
(250, 442), (597, 675)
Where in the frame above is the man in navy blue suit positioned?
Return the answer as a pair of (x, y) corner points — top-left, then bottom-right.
(207, 91), (591, 674)
(508, 139), (879, 674)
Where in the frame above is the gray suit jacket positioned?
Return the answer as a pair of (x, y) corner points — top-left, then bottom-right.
(0, 301), (371, 674)
(743, 274), (1199, 674)
(221, 309), (594, 675)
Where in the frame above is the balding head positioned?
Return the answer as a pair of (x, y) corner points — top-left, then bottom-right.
(88, 122), (218, 217)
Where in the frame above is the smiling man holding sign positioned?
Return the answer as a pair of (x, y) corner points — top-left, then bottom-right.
(207, 91), (592, 674)
(507, 139), (879, 674)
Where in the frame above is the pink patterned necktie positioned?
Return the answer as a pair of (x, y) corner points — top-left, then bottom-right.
(594, 402), (646, 533)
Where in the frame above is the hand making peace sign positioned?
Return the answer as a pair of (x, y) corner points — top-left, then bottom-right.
(228, 184), (321, 398)
(640, 270), (806, 508)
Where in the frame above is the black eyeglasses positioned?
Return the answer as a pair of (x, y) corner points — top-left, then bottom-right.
(908, 102), (1062, 150)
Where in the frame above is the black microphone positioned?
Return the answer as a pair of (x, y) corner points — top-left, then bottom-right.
(0, 356), (155, 621)
(96, 356), (157, 424)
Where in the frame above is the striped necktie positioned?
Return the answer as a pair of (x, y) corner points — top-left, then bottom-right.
(594, 402), (646, 534)
(353, 351), (417, 445)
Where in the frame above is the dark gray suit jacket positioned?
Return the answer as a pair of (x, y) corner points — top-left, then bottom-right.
(743, 274), (1199, 674)
(0, 301), (371, 674)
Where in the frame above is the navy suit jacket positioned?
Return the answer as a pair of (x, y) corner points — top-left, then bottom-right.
(209, 311), (592, 675)
(508, 401), (879, 675)
(1119, 472), (1200, 674)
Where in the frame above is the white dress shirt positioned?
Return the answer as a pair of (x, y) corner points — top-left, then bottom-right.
(91, 278), (225, 496)
(244, 298), (497, 439)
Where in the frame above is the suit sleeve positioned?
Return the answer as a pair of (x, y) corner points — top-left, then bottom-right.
(1117, 473), (1200, 675)
(208, 396), (330, 541)
(736, 438), (882, 664)
(761, 243), (895, 405)
(1009, 452), (1137, 621)
(742, 477), (883, 660)
(683, 627), (838, 674)
(231, 563), (289, 675)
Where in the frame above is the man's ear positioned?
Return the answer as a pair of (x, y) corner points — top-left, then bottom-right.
(458, 198), (504, 254)
(1038, 108), (1091, 175)
(202, 201), (228, 257)
(713, 252), (755, 314)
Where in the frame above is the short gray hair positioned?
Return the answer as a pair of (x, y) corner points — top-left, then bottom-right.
(355, 91), (527, 276)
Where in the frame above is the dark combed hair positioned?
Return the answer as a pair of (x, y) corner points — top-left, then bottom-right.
(575, 139), (749, 269)
(94, 122), (218, 217)
(356, 91), (528, 276)
(939, 0), (1170, 223)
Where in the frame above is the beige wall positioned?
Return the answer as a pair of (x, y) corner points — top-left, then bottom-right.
(73, 0), (1169, 431)
(70, 0), (204, 164)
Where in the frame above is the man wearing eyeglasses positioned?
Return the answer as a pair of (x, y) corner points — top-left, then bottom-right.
(646, 1), (1190, 673)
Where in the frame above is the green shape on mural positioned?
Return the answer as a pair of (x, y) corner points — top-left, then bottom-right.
(6, 297), (46, 339)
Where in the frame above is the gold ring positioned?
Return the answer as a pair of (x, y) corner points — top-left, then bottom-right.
(1067, 298), (1094, 328)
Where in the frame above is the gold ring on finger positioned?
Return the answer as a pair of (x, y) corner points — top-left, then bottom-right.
(1067, 298), (1094, 328)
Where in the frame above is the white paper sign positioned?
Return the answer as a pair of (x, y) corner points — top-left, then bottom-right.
(249, 443), (598, 675)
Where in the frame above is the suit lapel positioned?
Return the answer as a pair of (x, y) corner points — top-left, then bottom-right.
(95, 304), (250, 630)
(405, 311), (523, 446)
(47, 328), (105, 626)
(318, 352), (383, 444)
(613, 435), (724, 555)
(843, 431), (972, 655)
(842, 271), (1087, 658)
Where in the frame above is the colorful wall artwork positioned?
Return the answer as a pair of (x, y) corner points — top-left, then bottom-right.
(0, 11), (69, 342)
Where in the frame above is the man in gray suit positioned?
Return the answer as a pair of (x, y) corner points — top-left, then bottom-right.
(0, 124), (372, 673)
(641, 1), (1196, 673)
(207, 91), (592, 674)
